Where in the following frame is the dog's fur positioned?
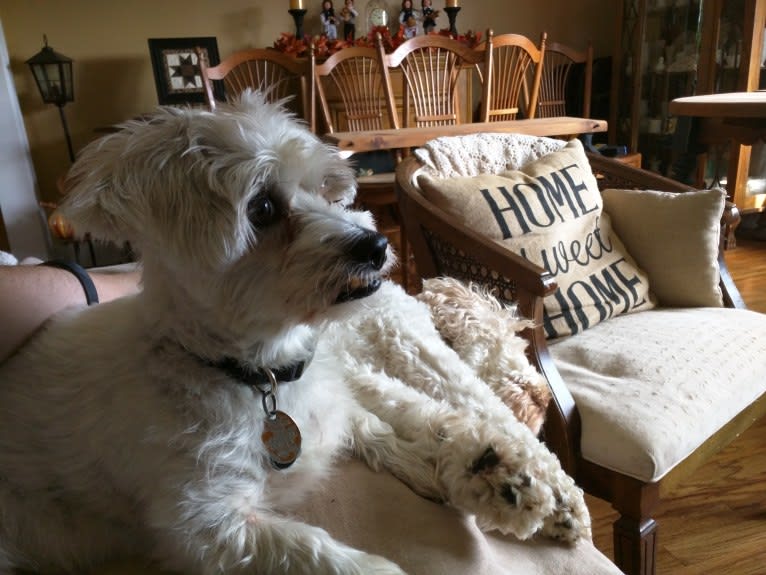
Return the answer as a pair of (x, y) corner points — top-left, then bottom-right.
(0, 92), (589, 575)
(417, 278), (552, 435)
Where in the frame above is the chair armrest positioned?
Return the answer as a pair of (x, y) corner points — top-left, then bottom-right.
(587, 152), (695, 192)
(395, 156), (582, 474)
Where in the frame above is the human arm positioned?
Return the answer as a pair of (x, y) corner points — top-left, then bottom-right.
(0, 263), (141, 362)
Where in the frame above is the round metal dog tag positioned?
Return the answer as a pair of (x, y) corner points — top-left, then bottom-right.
(262, 411), (302, 469)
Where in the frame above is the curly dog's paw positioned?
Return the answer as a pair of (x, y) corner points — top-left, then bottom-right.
(538, 486), (592, 543)
(441, 442), (556, 540)
(472, 447), (535, 509)
(439, 426), (591, 544)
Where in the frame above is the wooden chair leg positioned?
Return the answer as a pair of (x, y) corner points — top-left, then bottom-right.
(613, 516), (658, 575)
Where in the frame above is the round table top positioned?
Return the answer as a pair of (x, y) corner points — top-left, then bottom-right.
(669, 91), (766, 119)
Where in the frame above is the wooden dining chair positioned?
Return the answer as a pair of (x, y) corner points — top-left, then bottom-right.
(196, 47), (313, 129)
(537, 40), (593, 118)
(369, 31), (492, 288)
(313, 46), (399, 135)
(475, 32), (546, 122)
(312, 45), (410, 289)
(376, 31), (492, 128)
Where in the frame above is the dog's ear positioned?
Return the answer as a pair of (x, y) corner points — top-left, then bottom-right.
(58, 111), (181, 246)
(58, 154), (134, 245)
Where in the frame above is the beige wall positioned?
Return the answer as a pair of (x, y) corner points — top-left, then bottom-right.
(0, 0), (616, 204)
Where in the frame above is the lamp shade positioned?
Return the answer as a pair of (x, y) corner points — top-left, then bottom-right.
(26, 36), (73, 106)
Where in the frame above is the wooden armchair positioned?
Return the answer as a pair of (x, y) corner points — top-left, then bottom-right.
(196, 47), (313, 128)
(396, 148), (766, 575)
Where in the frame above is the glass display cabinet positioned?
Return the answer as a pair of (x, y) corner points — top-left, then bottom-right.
(611, 0), (766, 216)
(609, 0), (704, 174)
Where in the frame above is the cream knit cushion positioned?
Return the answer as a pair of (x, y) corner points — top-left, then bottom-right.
(418, 139), (655, 338)
(602, 187), (725, 307)
(297, 460), (623, 574)
(414, 132), (567, 178)
(92, 460), (624, 575)
(549, 307), (766, 482)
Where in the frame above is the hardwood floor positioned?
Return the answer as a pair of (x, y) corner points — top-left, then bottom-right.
(724, 239), (766, 314)
(588, 238), (766, 574)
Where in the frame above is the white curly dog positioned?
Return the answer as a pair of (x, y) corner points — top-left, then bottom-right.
(0, 92), (589, 575)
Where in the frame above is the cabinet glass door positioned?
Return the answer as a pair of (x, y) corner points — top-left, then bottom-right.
(611, 0), (704, 174)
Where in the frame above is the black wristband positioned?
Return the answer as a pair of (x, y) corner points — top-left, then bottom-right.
(41, 260), (100, 305)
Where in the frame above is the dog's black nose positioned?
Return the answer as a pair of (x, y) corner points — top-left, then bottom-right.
(350, 230), (388, 270)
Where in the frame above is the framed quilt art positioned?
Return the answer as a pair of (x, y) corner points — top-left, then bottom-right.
(148, 36), (223, 106)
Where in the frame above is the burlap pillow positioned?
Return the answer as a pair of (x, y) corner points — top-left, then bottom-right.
(418, 139), (655, 339)
(602, 187), (725, 307)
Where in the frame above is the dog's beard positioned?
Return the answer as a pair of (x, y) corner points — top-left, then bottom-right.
(333, 228), (390, 304)
(335, 274), (383, 304)
(261, 197), (394, 312)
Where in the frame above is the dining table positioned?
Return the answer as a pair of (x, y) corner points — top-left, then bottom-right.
(669, 91), (766, 217)
(669, 91), (766, 146)
(321, 116), (608, 153)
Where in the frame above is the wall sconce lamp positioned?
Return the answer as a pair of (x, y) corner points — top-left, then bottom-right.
(26, 35), (75, 163)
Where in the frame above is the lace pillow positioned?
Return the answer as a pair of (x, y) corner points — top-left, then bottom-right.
(418, 139), (656, 339)
(414, 133), (567, 178)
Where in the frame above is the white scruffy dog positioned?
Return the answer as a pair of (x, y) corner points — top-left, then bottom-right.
(0, 92), (589, 575)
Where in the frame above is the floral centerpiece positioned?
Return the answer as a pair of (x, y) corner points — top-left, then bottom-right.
(273, 26), (481, 59)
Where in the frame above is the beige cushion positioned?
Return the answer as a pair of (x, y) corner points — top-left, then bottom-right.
(550, 307), (766, 482)
(91, 460), (622, 575)
(418, 139), (655, 339)
(602, 187), (725, 307)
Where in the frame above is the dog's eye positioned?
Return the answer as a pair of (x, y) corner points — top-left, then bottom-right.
(247, 196), (278, 227)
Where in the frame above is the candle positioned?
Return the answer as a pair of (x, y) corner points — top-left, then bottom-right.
(446, 0), (458, 6)
(289, 0), (304, 9)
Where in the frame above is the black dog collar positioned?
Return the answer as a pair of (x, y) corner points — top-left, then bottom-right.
(210, 356), (308, 388)
(207, 355), (309, 470)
